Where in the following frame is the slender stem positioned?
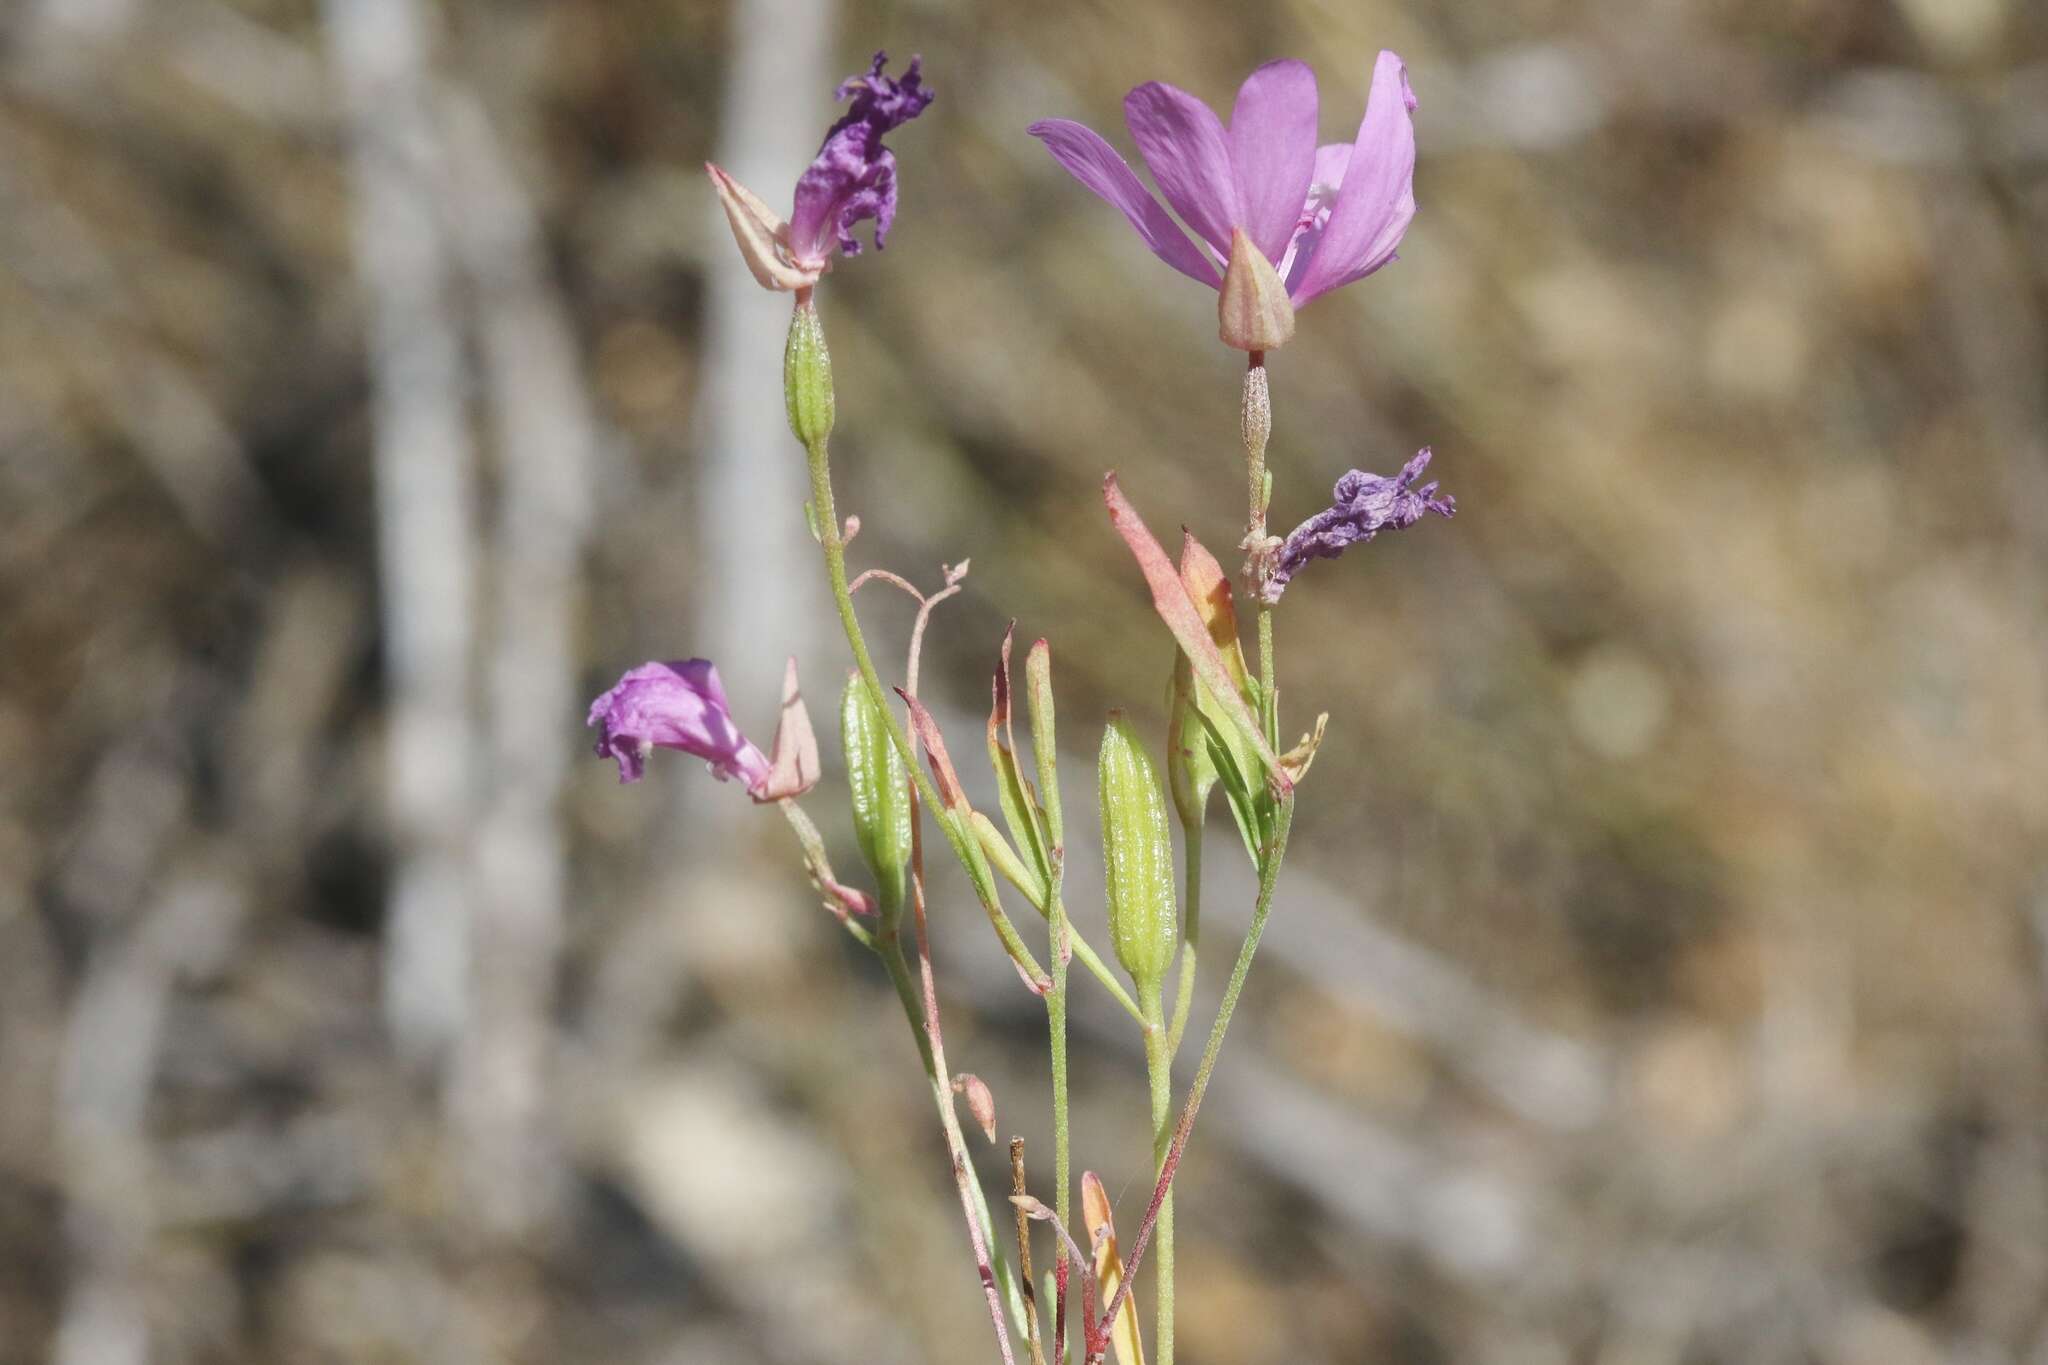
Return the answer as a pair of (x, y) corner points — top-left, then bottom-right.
(1087, 797), (1294, 1363)
(1141, 980), (1175, 1365)
(883, 848), (1024, 1363)
(1243, 353), (1270, 547)
(1165, 820), (1202, 1055)
(1242, 353), (1279, 723)
(802, 424), (1049, 988)
(1011, 1139), (1049, 1365)
(1048, 890), (1073, 1363)
(1064, 921), (1144, 1025)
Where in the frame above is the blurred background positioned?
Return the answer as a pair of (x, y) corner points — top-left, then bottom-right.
(4, 0), (2048, 1360)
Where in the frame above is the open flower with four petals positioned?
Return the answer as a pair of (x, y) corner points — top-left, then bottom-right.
(1029, 52), (1418, 350)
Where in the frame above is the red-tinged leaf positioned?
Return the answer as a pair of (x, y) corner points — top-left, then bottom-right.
(1102, 475), (1289, 791)
(899, 689), (969, 811)
(754, 656), (821, 802)
(1177, 531), (1250, 697)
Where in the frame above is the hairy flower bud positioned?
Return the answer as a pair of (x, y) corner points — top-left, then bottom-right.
(785, 300), (836, 448)
(841, 675), (911, 905)
(1098, 712), (1179, 989)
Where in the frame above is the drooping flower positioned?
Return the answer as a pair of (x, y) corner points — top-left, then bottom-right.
(708, 52), (934, 292)
(1263, 449), (1455, 602)
(588, 657), (818, 801)
(1028, 52), (1417, 350)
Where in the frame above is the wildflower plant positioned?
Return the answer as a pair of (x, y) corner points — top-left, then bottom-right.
(591, 47), (1453, 1364)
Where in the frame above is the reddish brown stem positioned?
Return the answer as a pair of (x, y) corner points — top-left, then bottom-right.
(1085, 1080), (1200, 1362)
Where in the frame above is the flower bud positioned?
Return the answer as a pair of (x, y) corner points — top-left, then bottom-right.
(784, 299), (836, 448)
(953, 1073), (998, 1143)
(1097, 712), (1178, 989)
(841, 675), (910, 904)
(1218, 227), (1295, 352)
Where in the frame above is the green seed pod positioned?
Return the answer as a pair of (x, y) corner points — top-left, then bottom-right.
(840, 675), (910, 905)
(1098, 711), (1178, 989)
(784, 300), (836, 448)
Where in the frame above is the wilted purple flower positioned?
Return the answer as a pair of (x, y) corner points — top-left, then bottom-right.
(708, 52), (934, 292)
(588, 659), (771, 789)
(1263, 449), (1455, 603)
(1028, 52), (1417, 349)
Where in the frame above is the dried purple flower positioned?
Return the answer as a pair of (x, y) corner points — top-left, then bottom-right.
(1029, 52), (1417, 349)
(708, 52), (933, 292)
(588, 659), (772, 789)
(1263, 448), (1455, 603)
(790, 52), (934, 262)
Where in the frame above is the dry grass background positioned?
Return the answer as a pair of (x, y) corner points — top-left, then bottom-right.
(3, 0), (2048, 1361)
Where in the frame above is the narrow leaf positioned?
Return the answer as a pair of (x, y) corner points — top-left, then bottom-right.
(972, 809), (1050, 912)
(901, 690), (970, 813)
(1025, 638), (1064, 864)
(990, 626), (1055, 889)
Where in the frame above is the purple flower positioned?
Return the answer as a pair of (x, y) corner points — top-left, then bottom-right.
(1263, 448), (1455, 603)
(588, 659), (771, 789)
(708, 52), (934, 292)
(1028, 53), (1417, 349)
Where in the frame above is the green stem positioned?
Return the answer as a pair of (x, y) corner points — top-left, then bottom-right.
(876, 890), (1031, 1342)
(1044, 898), (1144, 1026)
(1087, 796), (1294, 1364)
(1048, 892), (1073, 1365)
(802, 432), (1048, 989)
(1141, 980), (1175, 1365)
(1165, 820), (1202, 1056)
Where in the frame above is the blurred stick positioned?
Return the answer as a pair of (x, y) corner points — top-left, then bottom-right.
(322, 0), (479, 1068)
(694, 0), (833, 813)
(55, 869), (247, 1365)
(439, 88), (598, 1240)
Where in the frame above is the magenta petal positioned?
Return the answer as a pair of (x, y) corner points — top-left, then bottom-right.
(1028, 119), (1221, 287)
(587, 659), (771, 790)
(1228, 60), (1319, 267)
(1311, 140), (1352, 190)
(1289, 51), (1418, 306)
(1123, 81), (1241, 258)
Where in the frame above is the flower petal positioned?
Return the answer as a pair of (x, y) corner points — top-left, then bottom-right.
(1263, 448), (1454, 603)
(1288, 51), (1417, 306)
(1228, 59), (1319, 266)
(586, 659), (771, 788)
(1028, 118), (1220, 287)
(787, 53), (933, 263)
(1311, 140), (1352, 190)
(1123, 81), (1241, 258)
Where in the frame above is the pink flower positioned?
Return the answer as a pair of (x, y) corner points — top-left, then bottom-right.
(588, 658), (818, 800)
(1028, 53), (1417, 349)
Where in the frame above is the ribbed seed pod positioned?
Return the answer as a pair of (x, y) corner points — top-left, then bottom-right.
(1098, 712), (1178, 989)
(784, 299), (836, 448)
(840, 675), (910, 905)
